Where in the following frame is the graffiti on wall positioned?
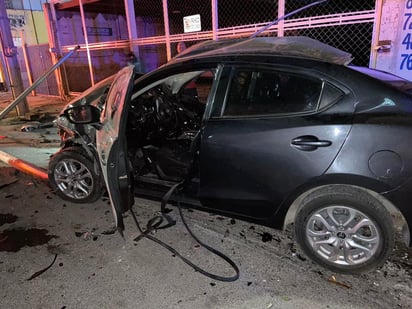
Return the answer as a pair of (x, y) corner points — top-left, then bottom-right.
(8, 14), (26, 29)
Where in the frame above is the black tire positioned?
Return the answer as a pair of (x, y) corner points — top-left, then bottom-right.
(295, 185), (394, 274)
(48, 146), (103, 203)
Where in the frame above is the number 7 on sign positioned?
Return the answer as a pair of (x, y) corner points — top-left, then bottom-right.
(404, 13), (412, 30)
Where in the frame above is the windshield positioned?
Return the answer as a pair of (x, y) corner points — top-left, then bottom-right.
(64, 74), (116, 113)
(79, 75), (115, 104)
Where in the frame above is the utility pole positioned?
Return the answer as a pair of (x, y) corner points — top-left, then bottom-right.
(0, 0), (29, 117)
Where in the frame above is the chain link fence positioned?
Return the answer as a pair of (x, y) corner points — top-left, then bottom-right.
(167, 0), (375, 66)
(53, 0), (376, 92)
(283, 0), (375, 66)
(165, 0), (375, 65)
(285, 0), (375, 18)
(287, 23), (374, 66)
(135, 0), (165, 37)
(218, 0), (278, 28)
(168, 0), (213, 34)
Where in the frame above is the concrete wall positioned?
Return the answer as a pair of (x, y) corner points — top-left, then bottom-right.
(375, 0), (412, 80)
(56, 11), (129, 45)
(55, 11), (166, 91)
(7, 9), (48, 45)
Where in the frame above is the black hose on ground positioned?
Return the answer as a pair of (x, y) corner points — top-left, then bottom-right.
(130, 182), (240, 282)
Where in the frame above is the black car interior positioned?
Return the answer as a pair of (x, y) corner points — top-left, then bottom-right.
(126, 70), (214, 186)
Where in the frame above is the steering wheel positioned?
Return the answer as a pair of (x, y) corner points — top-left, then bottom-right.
(155, 96), (171, 121)
(153, 87), (176, 127)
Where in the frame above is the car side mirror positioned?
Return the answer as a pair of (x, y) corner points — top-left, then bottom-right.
(64, 105), (101, 124)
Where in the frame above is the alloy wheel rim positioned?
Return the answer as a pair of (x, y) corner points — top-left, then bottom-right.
(53, 159), (94, 199)
(305, 205), (381, 266)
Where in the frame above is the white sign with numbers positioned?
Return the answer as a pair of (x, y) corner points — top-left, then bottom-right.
(183, 14), (201, 33)
(397, 0), (412, 80)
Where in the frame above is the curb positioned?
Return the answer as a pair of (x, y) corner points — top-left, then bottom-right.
(0, 150), (49, 181)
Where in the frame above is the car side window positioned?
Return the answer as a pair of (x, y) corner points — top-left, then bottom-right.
(319, 83), (344, 110)
(223, 69), (323, 116)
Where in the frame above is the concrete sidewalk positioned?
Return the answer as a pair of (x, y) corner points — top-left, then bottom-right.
(0, 92), (67, 120)
(0, 92), (70, 177)
(0, 92), (68, 145)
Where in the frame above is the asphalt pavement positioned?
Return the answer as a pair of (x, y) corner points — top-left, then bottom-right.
(0, 92), (411, 308)
(1, 168), (411, 309)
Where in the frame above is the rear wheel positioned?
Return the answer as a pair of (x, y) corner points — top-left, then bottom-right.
(48, 147), (103, 203)
(295, 185), (394, 273)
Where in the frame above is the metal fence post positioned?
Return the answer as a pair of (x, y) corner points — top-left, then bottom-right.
(20, 31), (36, 96)
(79, 0), (94, 86)
(124, 0), (141, 72)
(278, 0), (285, 37)
(162, 0), (171, 61)
(212, 0), (218, 40)
(43, 2), (70, 98)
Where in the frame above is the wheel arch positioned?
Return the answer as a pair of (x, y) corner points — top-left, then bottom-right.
(48, 145), (104, 203)
(277, 176), (410, 247)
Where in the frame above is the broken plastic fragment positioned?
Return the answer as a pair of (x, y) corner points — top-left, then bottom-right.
(327, 275), (351, 289)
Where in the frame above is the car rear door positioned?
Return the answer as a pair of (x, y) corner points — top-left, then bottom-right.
(96, 66), (136, 233)
(199, 65), (353, 219)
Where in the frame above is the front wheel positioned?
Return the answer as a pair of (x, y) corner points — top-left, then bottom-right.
(48, 147), (103, 203)
(295, 185), (394, 274)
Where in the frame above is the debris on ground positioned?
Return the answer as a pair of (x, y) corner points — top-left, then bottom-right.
(0, 213), (18, 226)
(27, 254), (58, 281)
(327, 275), (352, 289)
(0, 168), (19, 188)
(74, 230), (98, 241)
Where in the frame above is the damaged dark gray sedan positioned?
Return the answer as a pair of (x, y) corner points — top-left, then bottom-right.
(49, 36), (412, 274)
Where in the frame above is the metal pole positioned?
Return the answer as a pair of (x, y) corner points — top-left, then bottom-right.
(20, 30), (36, 96)
(0, 46), (80, 120)
(79, 0), (94, 86)
(124, 0), (141, 71)
(212, 0), (218, 40)
(0, 48), (10, 91)
(43, 2), (70, 98)
(162, 0), (171, 61)
(277, 0), (285, 37)
(0, 0), (29, 116)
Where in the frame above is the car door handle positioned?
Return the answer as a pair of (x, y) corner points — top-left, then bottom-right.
(291, 135), (332, 151)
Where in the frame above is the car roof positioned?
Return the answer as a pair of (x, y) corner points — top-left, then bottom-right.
(172, 36), (353, 66)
